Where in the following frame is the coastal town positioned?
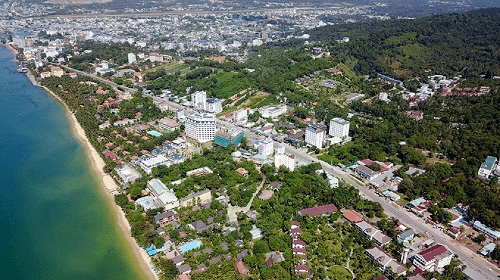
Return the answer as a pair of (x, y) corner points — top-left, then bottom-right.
(2, 5), (500, 280)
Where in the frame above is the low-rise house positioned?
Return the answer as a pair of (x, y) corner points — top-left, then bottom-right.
(342, 210), (363, 223)
(186, 167), (213, 177)
(473, 221), (500, 240)
(236, 167), (249, 178)
(270, 182), (282, 191)
(413, 244), (453, 272)
(135, 196), (160, 210)
(294, 264), (310, 278)
(137, 155), (170, 174)
(177, 264), (191, 274)
(478, 156), (498, 179)
(397, 228), (415, 243)
(258, 190), (274, 200)
(103, 150), (118, 160)
(265, 251), (285, 267)
(235, 259), (249, 276)
(292, 239), (306, 249)
(172, 255), (185, 266)
(190, 217), (215, 233)
(298, 204), (337, 217)
(366, 247), (407, 277)
(179, 189), (212, 208)
(250, 226), (263, 240)
(115, 164), (141, 184)
(237, 249), (249, 260)
(154, 210), (180, 227)
(356, 221), (392, 246)
(479, 243), (496, 256)
(353, 165), (379, 180)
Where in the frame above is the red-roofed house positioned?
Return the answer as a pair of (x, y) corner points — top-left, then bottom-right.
(366, 247), (407, 277)
(360, 158), (374, 166)
(294, 265), (310, 278)
(235, 259), (249, 275)
(289, 227), (301, 240)
(413, 244), (453, 272)
(343, 210), (364, 223)
(292, 239), (306, 249)
(103, 150), (118, 160)
(298, 204), (337, 217)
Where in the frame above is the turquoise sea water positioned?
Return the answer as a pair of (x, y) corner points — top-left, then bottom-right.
(0, 46), (148, 280)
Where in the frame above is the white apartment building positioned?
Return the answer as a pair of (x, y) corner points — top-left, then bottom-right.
(329, 118), (350, 138)
(206, 97), (223, 114)
(305, 124), (327, 149)
(233, 109), (248, 124)
(191, 90), (207, 111)
(256, 138), (274, 157)
(185, 113), (216, 144)
(128, 53), (136, 64)
(413, 244), (453, 272)
(258, 104), (288, 119)
(275, 153), (295, 171)
(138, 155), (170, 174)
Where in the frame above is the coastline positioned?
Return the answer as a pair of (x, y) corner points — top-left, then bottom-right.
(3, 44), (157, 280)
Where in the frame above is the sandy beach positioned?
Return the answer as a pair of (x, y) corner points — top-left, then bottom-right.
(44, 86), (158, 280)
(4, 43), (157, 280)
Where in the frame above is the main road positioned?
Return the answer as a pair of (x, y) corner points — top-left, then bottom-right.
(212, 107), (500, 280)
(58, 65), (137, 95)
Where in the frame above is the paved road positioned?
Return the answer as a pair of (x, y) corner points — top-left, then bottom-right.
(59, 65), (137, 95)
(139, 99), (500, 279)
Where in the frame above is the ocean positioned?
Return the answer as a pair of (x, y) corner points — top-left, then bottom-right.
(0, 46), (148, 279)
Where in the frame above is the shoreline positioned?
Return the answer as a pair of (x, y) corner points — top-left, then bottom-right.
(3, 43), (157, 280)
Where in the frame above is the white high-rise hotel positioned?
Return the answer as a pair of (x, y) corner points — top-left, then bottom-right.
(329, 118), (350, 138)
(305, 123), (327, 148)
(191, 91), (207, 111)
(185, 113), (216, 144)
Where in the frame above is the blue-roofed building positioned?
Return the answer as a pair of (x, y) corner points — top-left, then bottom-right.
(162, 144), (175, 154)
(214, 128), (244, 148)
(473, 221), (500, 240)
(478, 156), (498, 179)
(148, 178), (170, 196)
(377, 73), (403, 85)
(152, 148), (164, 156)
(479, 243), (496, 256)
(170, 153), (185, 164)
(141, 154), (151, 160)
(146, 245), (158, 256)
(250, 226), (263, 240)
(136, 196), (159, 210)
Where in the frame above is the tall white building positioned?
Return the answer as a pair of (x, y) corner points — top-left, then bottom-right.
(191, 91), (207, 111)
(275, 153), (295, 171)
(128, 53), (136, 64)
(256, 138), (274, 157)
(305, 124), (327, 148)
(185, 113), (216, 144)
(329, 118), (350, 138)
(206, 97), (223, 114)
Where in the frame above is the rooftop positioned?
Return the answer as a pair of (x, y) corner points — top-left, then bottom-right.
(418, 244), (448, 262)
(299, 204), (337, 217)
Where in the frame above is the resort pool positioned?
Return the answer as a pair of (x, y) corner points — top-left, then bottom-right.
(179, 240), (202, 253)
(148, 131), (162, 137)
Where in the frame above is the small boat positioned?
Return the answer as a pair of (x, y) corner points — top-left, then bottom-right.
(17, 67), (28, 73)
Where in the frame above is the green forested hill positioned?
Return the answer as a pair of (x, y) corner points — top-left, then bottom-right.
(308, 9), (500, 87)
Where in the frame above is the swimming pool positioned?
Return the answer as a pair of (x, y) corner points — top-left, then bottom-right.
(179, 240), (202, 253)
(148, 131), (162, 137)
